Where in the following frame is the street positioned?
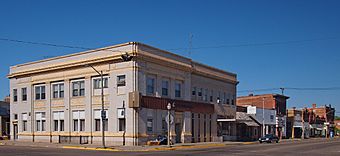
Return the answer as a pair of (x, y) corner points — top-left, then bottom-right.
(0, 138), (339, 156)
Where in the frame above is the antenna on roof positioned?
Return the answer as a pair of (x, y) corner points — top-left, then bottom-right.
(188, 33), (193, 58)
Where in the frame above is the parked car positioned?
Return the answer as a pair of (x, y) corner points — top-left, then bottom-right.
(259, 134), (279, 143)
(147, 135), (173, 146)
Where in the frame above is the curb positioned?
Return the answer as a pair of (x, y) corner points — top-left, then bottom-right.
(62, 146), (121, 152)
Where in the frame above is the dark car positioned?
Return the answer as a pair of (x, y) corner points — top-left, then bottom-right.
(259, 134), (279, 143)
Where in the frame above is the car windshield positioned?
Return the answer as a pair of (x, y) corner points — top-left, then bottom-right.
(265, 134), (273, 138)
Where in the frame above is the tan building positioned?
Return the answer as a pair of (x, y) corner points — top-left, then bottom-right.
(8, 42), (238, 146)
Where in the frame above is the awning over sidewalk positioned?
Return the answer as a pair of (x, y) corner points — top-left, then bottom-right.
(236, 112), (260, 127)
(217, 119), (236, 122)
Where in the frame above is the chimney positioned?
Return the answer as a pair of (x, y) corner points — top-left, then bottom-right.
(312, 104), (317, 108)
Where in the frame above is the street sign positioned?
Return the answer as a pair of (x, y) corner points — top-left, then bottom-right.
(165, 114), (174, 125)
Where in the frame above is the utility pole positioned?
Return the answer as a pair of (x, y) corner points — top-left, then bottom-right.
(280, 88), (285, 95)
(262, 97), (265, 137)
(301, 109), (305, 139)
(86, 65), (106, 148)
(188, 33), (193, 58)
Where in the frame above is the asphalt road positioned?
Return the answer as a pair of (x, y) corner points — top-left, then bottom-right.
(1, 138), (339, 156)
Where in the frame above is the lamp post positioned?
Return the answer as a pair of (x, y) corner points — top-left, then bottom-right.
(167, 103), (172, 147)
(86, 64), (106, 148)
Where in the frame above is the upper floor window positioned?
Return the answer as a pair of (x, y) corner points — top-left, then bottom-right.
(146, 77), (155, 95)
(21, 88), (27, 101)
(210, 90), (214, 102)
(223, 92), (226, 104)
(270, 115), (274, 122)
(227, 94), (230, 105)
(35, 86), (46, 100)
(13, 89), (18, 102)
(231, 95), (235, 105)
(204, 89), (208, 102)
(117, 75), (126, 87)
(198, 88), (203, 97)
(94, 78), (108, 89)
(72, 81), (85, 97)
(192, 87), (196, 96)
(175, 82), (182, 98)
(52, 83), (64, 99)
(162, 80), (169, 96)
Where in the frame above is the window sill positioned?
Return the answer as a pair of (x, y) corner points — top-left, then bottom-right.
(34, 100), (46, 102)
(52, 98), (64, 100)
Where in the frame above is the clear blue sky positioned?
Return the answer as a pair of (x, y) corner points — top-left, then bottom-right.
(0, 0), (339, 115)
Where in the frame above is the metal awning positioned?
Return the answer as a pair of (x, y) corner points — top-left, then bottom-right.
(243, 121), (260, 127)
(217, 119), (236, 122)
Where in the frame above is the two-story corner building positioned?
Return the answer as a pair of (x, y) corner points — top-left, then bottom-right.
(237, 94), (289, 139)
(8, 42), (238, 146)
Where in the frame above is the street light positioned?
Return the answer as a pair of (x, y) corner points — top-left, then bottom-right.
(167, 102), (175, 147)
(85, 64), (106, 149)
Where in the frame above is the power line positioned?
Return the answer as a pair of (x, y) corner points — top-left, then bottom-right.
(238, 87), (340, 93)
(0, 37), (126, 54)
(168, 36), (340, 51)
(1, 36), (340, 53)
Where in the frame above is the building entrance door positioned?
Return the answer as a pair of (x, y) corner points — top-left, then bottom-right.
(175, 123), (182, 143)
(13, 123), (18, 140)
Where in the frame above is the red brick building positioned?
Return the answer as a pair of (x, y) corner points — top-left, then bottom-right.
(237, 94), (289, 138)
(305, 104), (335, 137)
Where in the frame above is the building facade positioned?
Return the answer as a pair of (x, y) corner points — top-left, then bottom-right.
(0, 100), (10, 138)
(237, 94), (289, 139)
(246, 106), (277, 136)
(8, 42), (238, 146)
(305, 104), (335, 137)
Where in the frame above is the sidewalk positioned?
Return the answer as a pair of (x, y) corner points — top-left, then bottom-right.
(0, 140), (257, 152)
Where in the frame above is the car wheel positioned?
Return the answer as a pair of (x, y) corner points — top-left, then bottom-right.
(276, 140), (279, 143)
(259, 141), (262, 144)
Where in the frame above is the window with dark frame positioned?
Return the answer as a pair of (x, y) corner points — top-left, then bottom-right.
(175, 82), (181, 98)
(94, 78), (109, 89)
(147, 118), (153, 132)
(119, 118), (126, 131)
(161, 80), (169, 96)
(13, 89), (17, 102)
(21, 88), (27, 101)
(72, 81), (85, 97)
(22, 113), (28, 132)
(146, 77), (155, 95)
(117, 75), (126, 87)
(52, 83), (64, 99)
(35, 86), (46, 100)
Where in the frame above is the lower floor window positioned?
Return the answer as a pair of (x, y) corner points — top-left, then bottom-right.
(119, 118), (126, 131)
(147, 118), (153, 132)
(94, 110), (108, 131)
(22, 120), (27, 132)
(36, 112), (46, 132)
(54, 120), (64, 131)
